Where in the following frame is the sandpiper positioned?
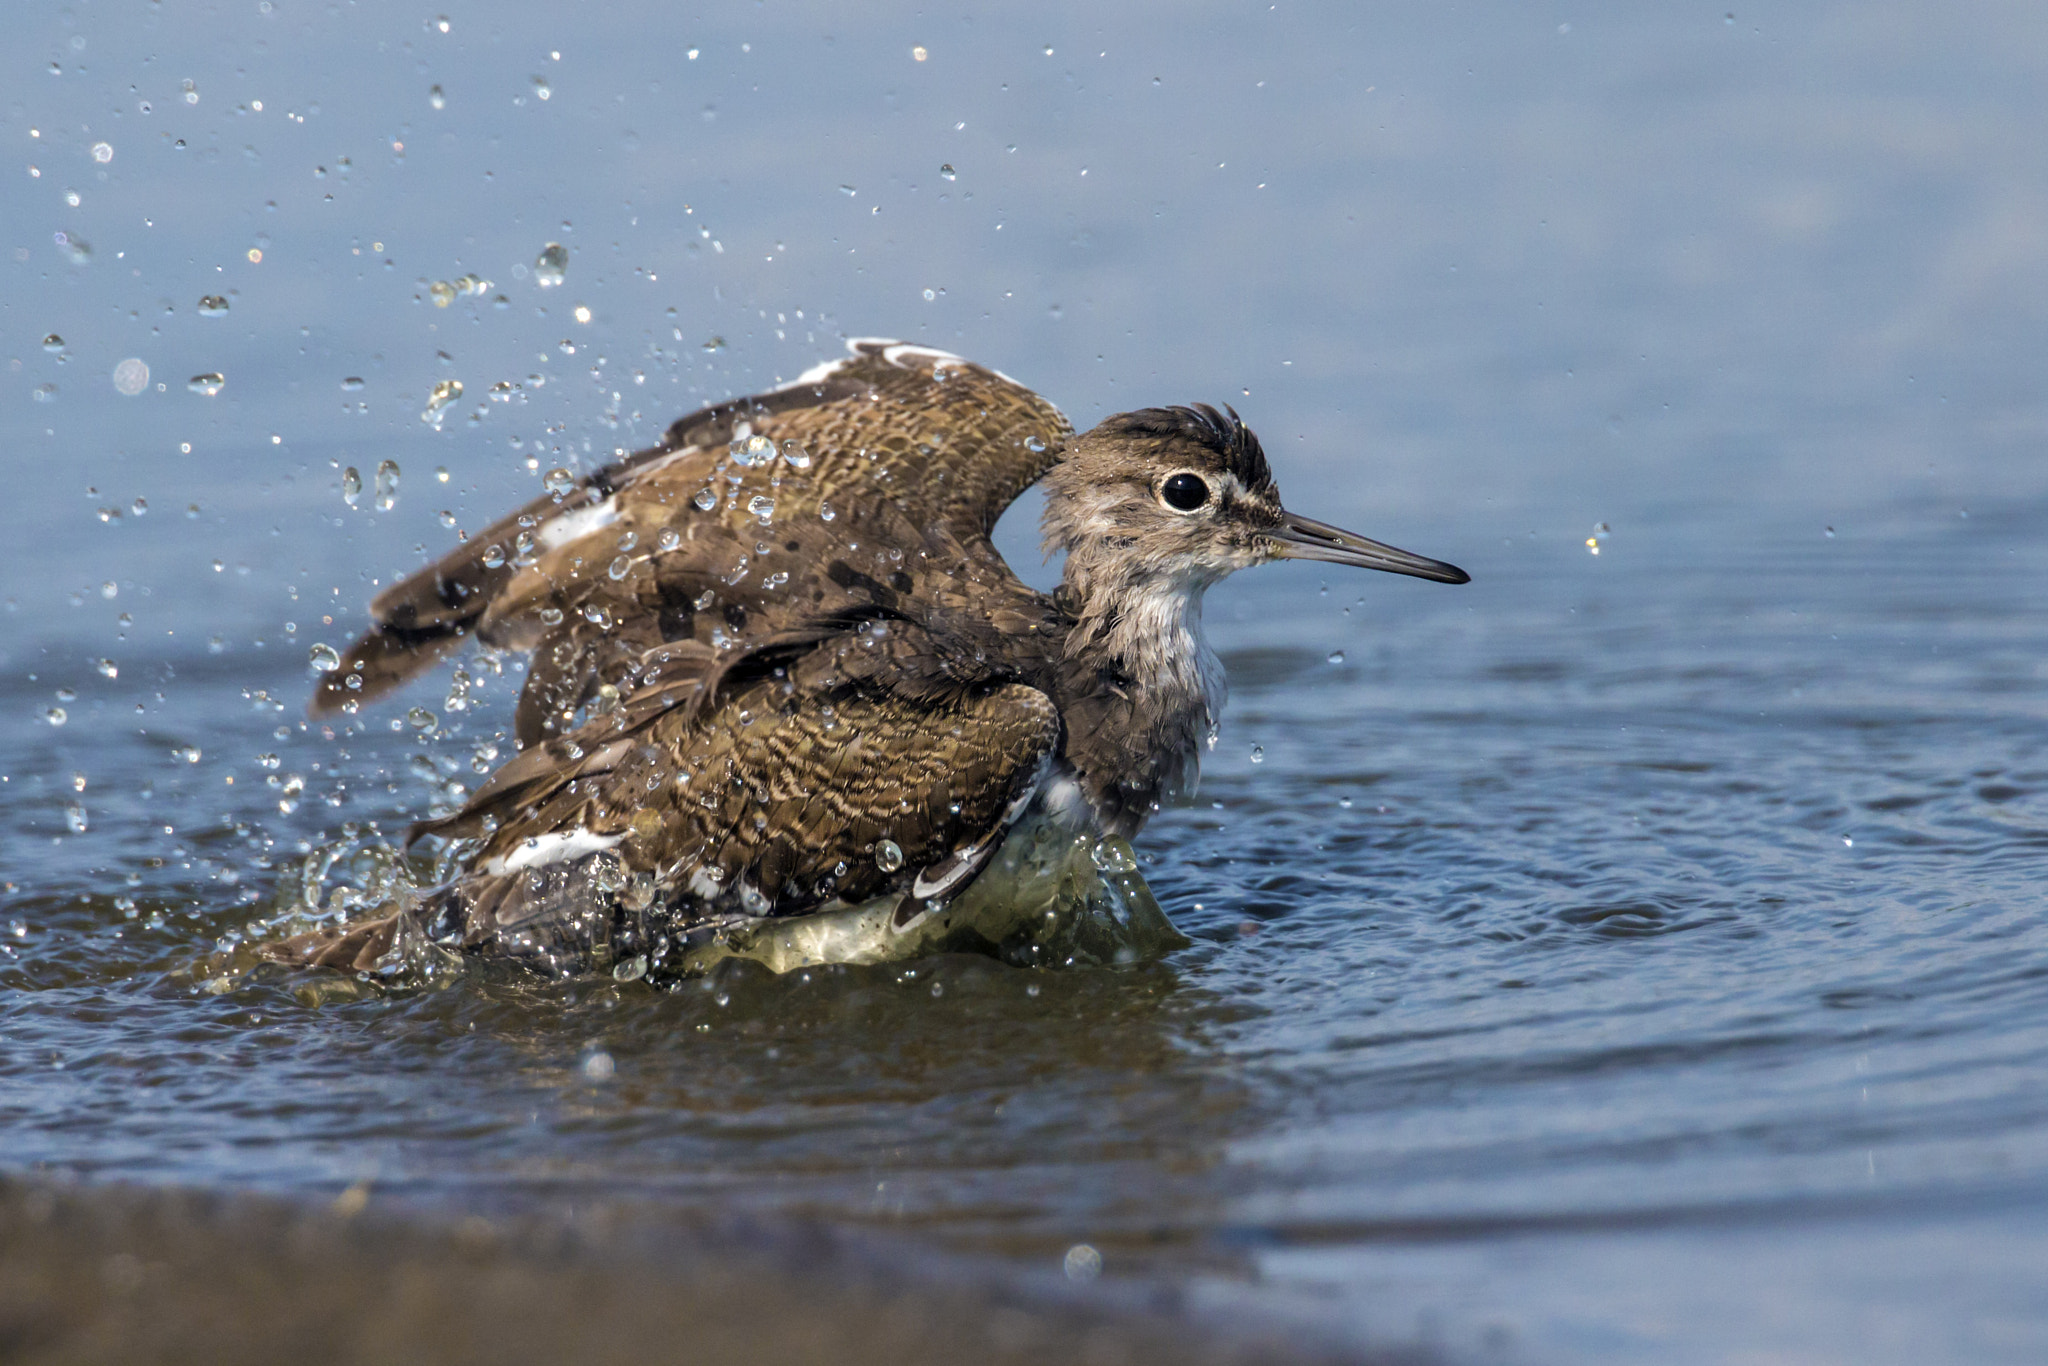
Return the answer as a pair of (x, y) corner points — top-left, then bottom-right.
(272, 340), (1466, 979)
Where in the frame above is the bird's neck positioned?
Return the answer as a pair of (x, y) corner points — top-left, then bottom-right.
(1058, 542), (1227, 744)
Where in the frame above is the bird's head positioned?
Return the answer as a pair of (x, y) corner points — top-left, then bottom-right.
(1041, 404), (1469, 600)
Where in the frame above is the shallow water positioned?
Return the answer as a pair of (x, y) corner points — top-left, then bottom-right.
(7, 3), (2048, 1362)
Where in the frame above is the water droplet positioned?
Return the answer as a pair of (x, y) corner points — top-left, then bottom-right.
(175, 745), (202, 765)
(1586, 521), (1610, 555)
(91, 141), (113, 164)
(65, 805), (88, 834)
(531, 75), (552, 101)
(729, 433), (775, 466)
(543, 466), (574, 496)
(341, 466), (362, 506)
(54, 232), (91, 265)
(838, 184), (856, 196)
(922, 288), (936, 301)
(308, 643), (341, 672)
(1023, 434), (1048, 454)
(747, 494), (775, 521)
(1063, 1245), (1101, 1282)
(692, 487), (719, 512)
(1824, 526), (1836, 539)
(42, 334), (64, 352)
(481, 544), (506, 568)
(197, 294), (229, 317)
(700, 335), (725, 352)
(533, 242), (568, 287)
(340, 376), (365, 392)
(45, 707), (67, 727)
(374, 460), (400, 511)
(657, 527), (681, 551)
(32, 383), (57, 403)
(940, 164), (956, 180)
(580, 1051), (614, 1080)
(1327, 650), (1345, 665)
(818, 501), (836, 522)
(187, 373), (225, 396)
(182, 78), (199, 104)
(421, 378), (462, 423)
(780, 440), (811, 469)
(763, 570), (788, 590)
(1249, 745), (1265, 764)
(407, 707), (437, 730)
(95, 658), (117, 679)
(428, 84), (446, 110)
(608, 555), (631, 580)
(111, 358), (149, 396)
(428, 279), (456, 307)
(874, 839), (904, 873)
(912, 45), (928, 61)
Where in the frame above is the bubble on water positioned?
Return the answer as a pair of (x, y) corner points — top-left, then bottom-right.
(42, 334), (64, 352)
(65, 805), (88, 834)
(874, 839), (905, 873)
(428, 279), (456, 308)
(608, 555), (631, 580)
(54, 232), (90, 264)
(421, 379), (462, 423)
(308, 643), (341, 672)
(1327, 650), (1345, 664)
(1249, 745), (1265, 764)
(747, 494), (775, 521)
(922, 288), (936, 301)
(729, 433), (775, 467)
(407, 707), (437, 731)
(197, 294), (230, 317)
(340, 376), (365, 392)
(818, 501), (835, 522)
(543, 466), (574, 496)
(187, 373), (225, 396)
(533, 242), (568, 287)
(45, 707), (67, 727)
(778, 440), (812, 469)
(95, 658), (117, 679)
(1063, 1245), (1101, 1282)
(341, 466), (362, 506)
(112, 358), (149, 396)
(939, 163), (956, 180)
(91, 141), (113, 164)
(428, 84), (446, 110)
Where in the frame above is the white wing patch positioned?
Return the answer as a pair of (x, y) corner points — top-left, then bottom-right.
(488, 828), (624, 875)
(536, 497), (619, 551)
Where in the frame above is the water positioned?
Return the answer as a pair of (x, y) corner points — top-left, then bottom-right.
(7, 2), (2048, 1362)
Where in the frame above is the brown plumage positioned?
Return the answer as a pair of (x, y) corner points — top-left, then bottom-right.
(272, 340), (1466, 979)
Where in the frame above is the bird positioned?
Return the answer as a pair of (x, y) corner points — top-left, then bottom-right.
(266, 339), (1467, 981)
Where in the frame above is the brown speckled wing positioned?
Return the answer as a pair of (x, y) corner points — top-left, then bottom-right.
(311, 341), (1069, 725)
(427, 641), (1062, 949)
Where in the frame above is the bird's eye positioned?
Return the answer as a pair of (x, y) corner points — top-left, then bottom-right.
(1160, 472), (1210, 513)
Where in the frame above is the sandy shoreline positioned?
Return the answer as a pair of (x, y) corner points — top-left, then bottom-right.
(0, 1175), (1413, 1366)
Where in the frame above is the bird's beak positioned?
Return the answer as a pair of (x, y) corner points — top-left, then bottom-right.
(1266, 511), (1470, 584)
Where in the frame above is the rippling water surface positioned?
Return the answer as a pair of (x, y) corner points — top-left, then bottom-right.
(6, 3), (2048, 1362)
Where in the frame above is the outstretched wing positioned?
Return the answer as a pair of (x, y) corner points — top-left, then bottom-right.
(312, 340), (1069, 728)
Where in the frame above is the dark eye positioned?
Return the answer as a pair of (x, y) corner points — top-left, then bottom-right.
(1160, 472), (1210, 512)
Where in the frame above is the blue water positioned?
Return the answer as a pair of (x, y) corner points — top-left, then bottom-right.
(6, 3), (2048, 1362)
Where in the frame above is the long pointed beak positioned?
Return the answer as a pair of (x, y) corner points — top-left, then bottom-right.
(1266, 511), (1470, 584)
